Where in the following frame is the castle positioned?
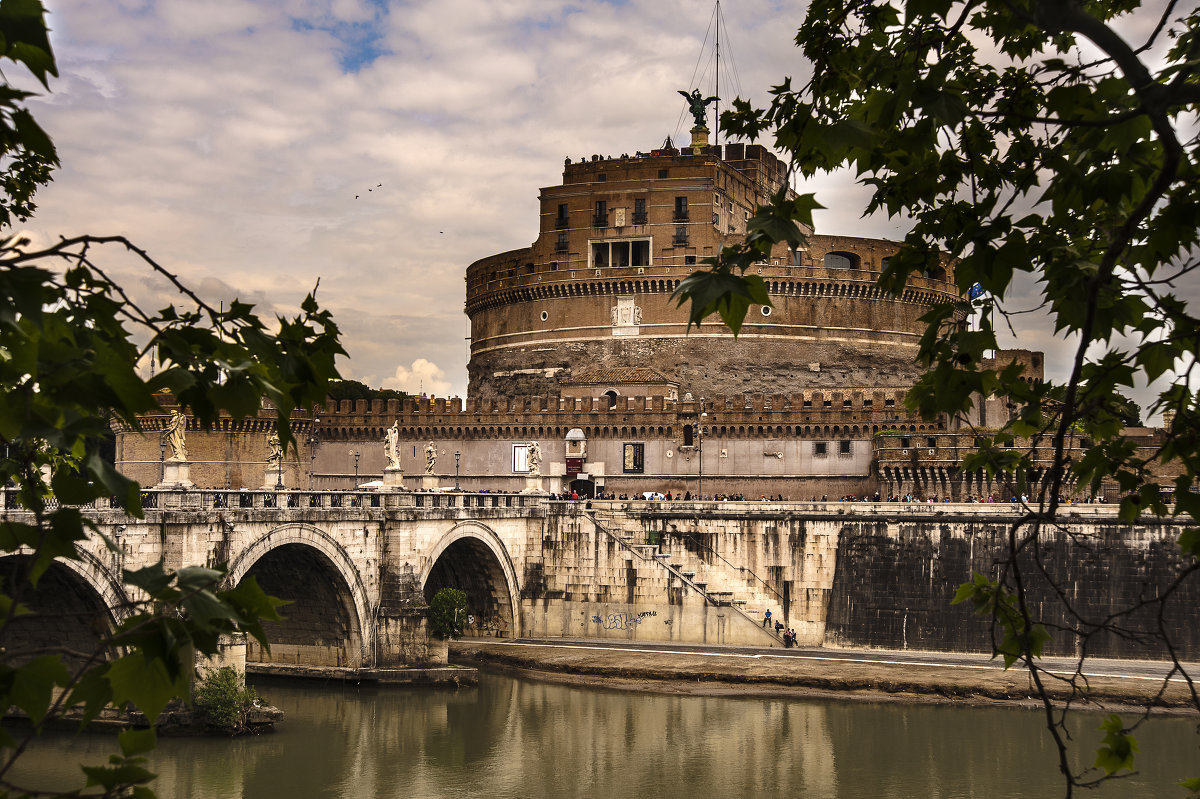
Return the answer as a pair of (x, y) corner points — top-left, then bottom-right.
(115, 127), (1149, 501)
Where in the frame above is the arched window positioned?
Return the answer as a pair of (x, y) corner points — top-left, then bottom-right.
(824, 251), (860, 270)
(602, 390), (618, 410)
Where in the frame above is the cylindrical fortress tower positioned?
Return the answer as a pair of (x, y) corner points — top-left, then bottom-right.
(466, 142), (960, 401)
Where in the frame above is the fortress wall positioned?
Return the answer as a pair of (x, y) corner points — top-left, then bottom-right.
(529, 504), (1199, 659)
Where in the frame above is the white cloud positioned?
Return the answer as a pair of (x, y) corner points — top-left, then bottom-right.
(381, 358), (453, 396)
(26, 0), (1168, 412)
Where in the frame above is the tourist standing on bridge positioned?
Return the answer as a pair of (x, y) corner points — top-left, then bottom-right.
(763, 608), (771, 628)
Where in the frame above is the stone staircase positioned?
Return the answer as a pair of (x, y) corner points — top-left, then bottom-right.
(587, 513), (781, 644)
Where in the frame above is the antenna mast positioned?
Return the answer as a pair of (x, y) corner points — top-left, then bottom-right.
(714, 0), (720, 145)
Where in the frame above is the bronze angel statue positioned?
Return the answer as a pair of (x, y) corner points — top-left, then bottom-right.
(678, 88), (718, 128)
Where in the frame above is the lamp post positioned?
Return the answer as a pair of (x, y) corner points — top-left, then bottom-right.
(159, 440), (166, 485)
(308, 418), (320, 490)
(698, 398), (706, 501)
(353, 450), (360, 488)
(454, 450), (461, 491)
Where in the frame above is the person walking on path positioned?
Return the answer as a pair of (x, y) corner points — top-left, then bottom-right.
(763, 609), (772, 628)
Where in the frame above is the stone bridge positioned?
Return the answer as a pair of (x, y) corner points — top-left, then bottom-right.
(2, 489), (1196, 675)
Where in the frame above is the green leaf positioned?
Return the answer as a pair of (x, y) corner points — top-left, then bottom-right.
(1094, 714), (1138, 775)
(7, 656), (69, 724)
(105, 651), (187, 724)
(118, 727), (157, 757)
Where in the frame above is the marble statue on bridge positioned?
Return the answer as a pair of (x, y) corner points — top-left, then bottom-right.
(424, 441), (437, 474)
(384, 422), (401, 469)
(161, 411), (188, 461)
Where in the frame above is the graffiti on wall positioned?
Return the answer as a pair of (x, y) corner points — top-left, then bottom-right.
(592, 610), (657, 630)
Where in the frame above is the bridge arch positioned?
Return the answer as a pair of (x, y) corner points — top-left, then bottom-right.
(228, 524), (371, 668)
(0, 552), (127, 666)
(420, 521), (521, 638)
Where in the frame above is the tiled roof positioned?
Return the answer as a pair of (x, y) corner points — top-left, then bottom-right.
(562, 367), (677, 386)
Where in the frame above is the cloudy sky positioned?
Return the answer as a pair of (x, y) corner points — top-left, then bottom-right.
(16, 0), (1176, 417)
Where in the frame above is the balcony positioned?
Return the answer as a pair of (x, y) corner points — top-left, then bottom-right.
(592, 213), (608, 227)
(673, 232), (689, 246)
(673, 210), (690, 222)
(555, 216), (570, 229)
(632, 211), (648, 225)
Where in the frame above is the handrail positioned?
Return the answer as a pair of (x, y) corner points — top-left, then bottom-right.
(671, 525), (787, 608)
(583, 510), (776, 640)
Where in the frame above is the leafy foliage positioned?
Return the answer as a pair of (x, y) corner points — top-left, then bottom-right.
(676, 0), (1200, 793)
(0, 2), (344, 795)
(326, 379), (410, 403)
(193, 667), (262, 735)
(427, 587), (468, 640)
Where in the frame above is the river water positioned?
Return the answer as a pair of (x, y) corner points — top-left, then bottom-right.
(9, 672), (1196, 798)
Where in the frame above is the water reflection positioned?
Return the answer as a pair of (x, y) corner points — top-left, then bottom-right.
(9, 673), (1195, 798)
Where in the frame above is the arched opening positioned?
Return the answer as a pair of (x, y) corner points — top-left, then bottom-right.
(240, 543), (363, 668)
(602, 390), (618, 410)
(0, 557), (116, 668)
(424, 534), (517, 638)
(569, 478), (596, 498)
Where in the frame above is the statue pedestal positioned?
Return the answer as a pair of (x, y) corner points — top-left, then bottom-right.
(159, 460), (193, 489)
(522, 475), (546, 494)
(383, 467), (405, 491)
(690, 125), (710, 151)
(262, 465), (286, 490)
(420, 474), (439, 491)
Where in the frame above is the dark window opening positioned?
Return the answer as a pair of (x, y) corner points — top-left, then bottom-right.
(633, 198), (647, 225)
(593, 200), (608, 227)
(900, 437), (911, 448)
(658, 169), (668, 178)
(683, 424), (694, 447)
(814, 442), (827, 456)
(556, 232), (568, 252)
(674, 196), (689, 221)
(598, 173), (606, 182)
(684, 255), (697, 265)
(885, 398), (895, 407)
(556, 203), (569, 228)
(927, 437), (937, 448)
(839, 440), (852, 455)
(674, 226), (689, 245)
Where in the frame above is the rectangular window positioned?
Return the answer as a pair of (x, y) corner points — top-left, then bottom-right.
(839, 440), (852, 455)
(556, 232), (568, 252)
(591, 238), (652, 268)
(814, 442), (828, 457)
(556, 203), (569, 228)
(512, 443), (530, 473)
(927, 437), (937, 448)
(863, 399), (873, 407)
(900, 437), (911, 448)
(885, 398), (895, 407)
(623, 443), (645, 474)
(684, 254), (697, 265)
(674, 196), (688, 221)
(593, 200), (607, 227)
(633, 198), (647, 225)
(658, 168), (668, 178)
(674, 226), (689, 245)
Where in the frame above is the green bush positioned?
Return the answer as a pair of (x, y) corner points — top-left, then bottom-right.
(427, 587), (468, 640)
(193, 667), (261, 734)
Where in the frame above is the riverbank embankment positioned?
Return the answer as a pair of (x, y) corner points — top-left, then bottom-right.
(451, 639), (1198, 713)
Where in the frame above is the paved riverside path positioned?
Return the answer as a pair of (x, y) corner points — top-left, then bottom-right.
(450, 638), (1199, 710)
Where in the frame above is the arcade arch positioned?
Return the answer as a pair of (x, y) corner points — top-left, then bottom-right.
(228, 525), (370, 668)
(421, 522), (520, 639)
